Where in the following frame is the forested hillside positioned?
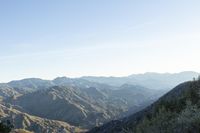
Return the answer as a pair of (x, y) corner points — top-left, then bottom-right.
(89, 77), (200, 133)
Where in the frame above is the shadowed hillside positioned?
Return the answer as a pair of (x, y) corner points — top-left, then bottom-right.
(6, 84), (159, 129)
(89, 77), (200, 133)
(0, 103), (83, 133)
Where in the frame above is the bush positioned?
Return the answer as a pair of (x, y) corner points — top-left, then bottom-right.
(0, 120), (13, 133)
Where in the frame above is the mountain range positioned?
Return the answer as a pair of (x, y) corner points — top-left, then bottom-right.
(0, 71), (198, 132)
(89, 77), (200, 133)
(83, 71), (199, 90)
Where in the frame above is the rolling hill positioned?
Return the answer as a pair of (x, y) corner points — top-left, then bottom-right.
(6, 84), (159, 129)
(0, 73), (195, 132)
(0, 103), (83, 133)
(88, 78), (200, 133)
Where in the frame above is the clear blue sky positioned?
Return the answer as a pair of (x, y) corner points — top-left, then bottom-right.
(0, 0), (200, 82)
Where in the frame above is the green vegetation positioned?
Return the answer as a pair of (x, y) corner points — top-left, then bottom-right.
(0, 120), (13, 133)
(131, 78), (200, 133)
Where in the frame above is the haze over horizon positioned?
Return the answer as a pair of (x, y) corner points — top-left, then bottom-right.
(0, 71), (199, 83)
(1, 0), (200, 82)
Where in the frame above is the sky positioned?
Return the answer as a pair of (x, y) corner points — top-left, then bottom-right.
(0, 0), (200, 82)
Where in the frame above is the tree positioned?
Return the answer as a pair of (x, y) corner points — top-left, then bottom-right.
(0, 120), (13, 133)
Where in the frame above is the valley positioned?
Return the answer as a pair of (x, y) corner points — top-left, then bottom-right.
(0, 72), (198, 132)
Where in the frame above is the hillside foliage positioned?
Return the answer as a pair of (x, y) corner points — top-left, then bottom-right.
(0, 120), (13, 133)
(130, 78), (200, 133)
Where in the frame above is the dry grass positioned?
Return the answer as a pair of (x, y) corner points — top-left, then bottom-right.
(11, 129), (34, 133)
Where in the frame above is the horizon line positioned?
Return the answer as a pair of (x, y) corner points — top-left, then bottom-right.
(1, 70), (199, 83)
